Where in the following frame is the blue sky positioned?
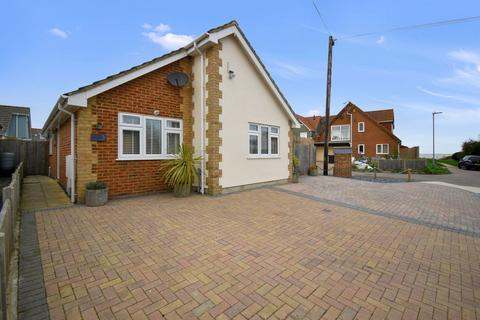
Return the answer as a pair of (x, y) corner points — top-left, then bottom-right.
(1, 0), (479, 154)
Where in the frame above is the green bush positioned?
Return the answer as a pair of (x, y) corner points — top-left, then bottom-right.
(423, 159), (450, 174)
(86, 181), (107, 190)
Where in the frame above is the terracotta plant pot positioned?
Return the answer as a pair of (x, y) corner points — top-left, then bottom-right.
(85, 188), (108, 207)
(174, 184), (191, 197)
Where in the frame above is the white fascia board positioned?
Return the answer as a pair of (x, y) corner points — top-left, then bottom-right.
(66, 50), (190, 107)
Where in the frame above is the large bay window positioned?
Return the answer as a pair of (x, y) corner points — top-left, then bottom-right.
(248, 123), (279, 158)
(118, 112), (182, 160)
(331, 125), (350, 142)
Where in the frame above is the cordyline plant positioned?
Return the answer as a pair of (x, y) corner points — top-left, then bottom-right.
(162, 144), (202, 187)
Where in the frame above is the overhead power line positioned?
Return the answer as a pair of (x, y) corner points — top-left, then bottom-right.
(311, 0), (331, 35)
(338, 15), (480, 40)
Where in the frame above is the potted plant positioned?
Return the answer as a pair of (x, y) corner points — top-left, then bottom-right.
(163, 144), (201, 197)
(85, 181), (108, 207)
(308, 164), (318, 176)
(292, 156), (300, 183)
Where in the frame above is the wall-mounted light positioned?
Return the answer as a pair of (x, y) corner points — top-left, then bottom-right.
(227, 62), (236, 79)
(95, 123), (103, 130)
(153, 110), (160, 116)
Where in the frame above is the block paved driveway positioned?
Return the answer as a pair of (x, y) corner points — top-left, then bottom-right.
(276, 176), (480, 236)
(19, 181), (480, 319)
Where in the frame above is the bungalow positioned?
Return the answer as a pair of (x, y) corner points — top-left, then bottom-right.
(42, 21), (300, 203)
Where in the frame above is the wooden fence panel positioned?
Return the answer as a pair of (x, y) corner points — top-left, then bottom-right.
(376, 159), (426, 171)
(294, 138), (316, 175)
(0, 140), (48, 175)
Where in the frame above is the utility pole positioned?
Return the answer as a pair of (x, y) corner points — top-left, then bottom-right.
(323, 35), (335, 176)
(432, 111), (442, 165)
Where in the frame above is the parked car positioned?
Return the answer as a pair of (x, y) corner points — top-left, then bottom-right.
(458, 155), (480, 170)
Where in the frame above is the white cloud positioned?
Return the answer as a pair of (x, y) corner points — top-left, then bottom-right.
(417, 86), (480, 105)
(269, 60), (312, 79)
(440, 50), (480, 88)
(49, 28), (68, 39)
(376, 36), (385, 44)
(142, 23), (193, 51)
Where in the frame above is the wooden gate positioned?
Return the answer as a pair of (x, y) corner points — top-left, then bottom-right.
(0, 140), (49, 175)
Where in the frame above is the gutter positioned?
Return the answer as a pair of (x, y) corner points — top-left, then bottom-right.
(193, 40), (206, 195)
(57, 96), (76, 203)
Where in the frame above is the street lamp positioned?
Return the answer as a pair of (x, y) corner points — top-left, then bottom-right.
(432, 111), (442, 165)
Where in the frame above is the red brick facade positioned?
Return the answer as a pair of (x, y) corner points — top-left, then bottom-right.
(49, 119), (71, 190)
(317, 103), (401, 159)
(48, 58), (194, 201)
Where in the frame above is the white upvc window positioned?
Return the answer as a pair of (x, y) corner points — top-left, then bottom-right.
(331, 125), (350, 142)
(358, 144), (365, 154)
(248, 123), (279, 158)
(376, 144), (389, 155)
(300, 132), (308, 138)
(118, 112), (182, 160)
(358, 122), (365, 132)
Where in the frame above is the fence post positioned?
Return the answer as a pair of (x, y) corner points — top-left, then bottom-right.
(0, 232), (6, 320)
(407, 169), (412, 182)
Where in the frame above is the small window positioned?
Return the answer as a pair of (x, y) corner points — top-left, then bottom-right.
(166, 132), (181, 154)
(261, 127), (269, 154)
(271, 136), (279, 154)
(358, 122), (365, 132)
(249, 135), (258, 154)
(271, 127), (279, 134)
(49, 135), (54, 155)
(122, 130), (140, 154)
(300, 132), (308, 138)
(249, 124), (258, 131)
(146, 119), (161, 155)
(167, 120), (181, 128)
(358, 144), (365, 154)
(376, 144), (389, 155)
(7, 114), (30, 139)
(122, 115), (141, 125)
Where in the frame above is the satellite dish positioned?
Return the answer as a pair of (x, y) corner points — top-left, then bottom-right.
(167, 72), (189, 88)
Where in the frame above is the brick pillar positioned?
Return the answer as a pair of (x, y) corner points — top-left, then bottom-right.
(180, 57), (194, 147)
(205, 44), (223, 195)
(333, 151), (352, 178)
(76, 98), (99, 203)
(288, 120), (293, 181)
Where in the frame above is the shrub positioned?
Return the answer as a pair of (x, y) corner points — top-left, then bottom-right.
(86, 181), (107, 190)
(423, 160), (450, 174)
(163, 144), (201, 187)
(292, 156), (300, 169)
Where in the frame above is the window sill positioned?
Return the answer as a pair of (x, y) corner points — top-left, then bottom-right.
(116, 155), (177, 161)
(247, 155), (281, 159)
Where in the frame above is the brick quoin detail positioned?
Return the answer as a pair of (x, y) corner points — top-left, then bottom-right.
(179, 57), (194, 147)
(76, 99), (99, 203)
(205, 44), (223, 195)
(288, 120), (293, 181)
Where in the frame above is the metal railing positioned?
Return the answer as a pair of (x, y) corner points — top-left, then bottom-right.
(0, 162), (23, 320)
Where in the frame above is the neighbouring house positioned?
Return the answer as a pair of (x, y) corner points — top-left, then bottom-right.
(294, 115), (318, 139)
(0, 105), (32, 140)
(300, 102), (403, 165)
(31, 128), (46, 141)
(42, 21), (300, 203)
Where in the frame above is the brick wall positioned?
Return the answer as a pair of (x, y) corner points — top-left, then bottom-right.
(333, 153), (352, 177)
(205, 44), (223, 195)
(52, 119), (71, 190)
(73, 58), (192, 200)
(329, 107), (400, 159)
